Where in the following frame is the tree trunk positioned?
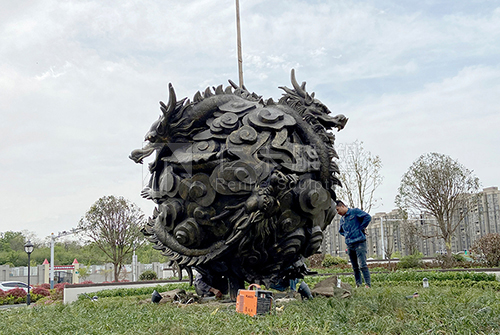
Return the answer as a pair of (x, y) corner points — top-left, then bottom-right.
(114, 264), (121, 282)
(444, 237), (453, 268)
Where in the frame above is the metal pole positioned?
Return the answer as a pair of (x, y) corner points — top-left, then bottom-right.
(50, 233), (55, 289)
(132, 242), (137, 282)
(27, 253), (31, 306)
(235, 0), (244, 87)
(380, 217), (385, 259)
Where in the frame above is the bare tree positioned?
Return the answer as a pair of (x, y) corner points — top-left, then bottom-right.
(336, 140), (383, 212)
(78, 195), (145, 281)
(383, 228), (394, 264)
(472, 233), (500, 267)
(397, 209), (419, 256)
(395, 152), (480, 265)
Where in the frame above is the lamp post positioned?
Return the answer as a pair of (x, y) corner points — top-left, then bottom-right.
(24, 240), (34, 306)
(132, 241), (138, 282)
(49, 229), (82, 289)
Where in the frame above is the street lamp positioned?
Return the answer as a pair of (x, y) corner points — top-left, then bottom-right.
(132, 240), (138, 282)
(24, 240), (34, 306)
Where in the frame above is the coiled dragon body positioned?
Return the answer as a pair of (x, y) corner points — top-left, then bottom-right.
(130, 69), (348, 296)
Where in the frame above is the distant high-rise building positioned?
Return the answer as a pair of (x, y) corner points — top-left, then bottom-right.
(321, 187), (500, 258)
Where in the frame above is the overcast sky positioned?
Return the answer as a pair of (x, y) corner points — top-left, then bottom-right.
(1, 0), (499, 240)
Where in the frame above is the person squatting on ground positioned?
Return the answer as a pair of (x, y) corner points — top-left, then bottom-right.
(336, 200), (372, 288)
(194, 272), (226, 298)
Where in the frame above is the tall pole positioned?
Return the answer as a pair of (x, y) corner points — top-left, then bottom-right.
(50, 233), (55, 289)
(380, 217), (386, 259)
(235, 0), (244, 87)
(24, 240), (34, 306)
(27, 252), (31, 305)
(49, 229), (82, 289)
(132, 242), (137, 282)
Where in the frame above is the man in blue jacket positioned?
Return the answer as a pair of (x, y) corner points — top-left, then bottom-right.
(336, 200), (372, 288)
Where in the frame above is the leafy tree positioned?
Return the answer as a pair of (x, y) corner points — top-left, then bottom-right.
(79, 242), (109, 265)
(395, 152), (480, 265)
(0, 251), (20, 267)
(28, 239), (82, 266)
(135, 243), (169, 264)
(78, 195), (145, 281)
(0, 230), (134, 267)
(336, 140), (383, 212)
(0, 231), (26, 252)
(0, 231), (32, 266)
(77, 265), (92, 281)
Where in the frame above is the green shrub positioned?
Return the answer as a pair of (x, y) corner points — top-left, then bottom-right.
(391, 251), (402, 259)
(434, 253), (472, 268)
(0, 292), (49, 305)
(2, 296), (16, 305)
(32, 287), (50, 297)
(322, 254), (348, 267)
(30, 293), (46, 303)
(36, 283), (51, 290)
(472, 233), (500, 267)
(397, 253), (423, 269)
(139, 270), (158, 281)
(5, 288), (27, 298)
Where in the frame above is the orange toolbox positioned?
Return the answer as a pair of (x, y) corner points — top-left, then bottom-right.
(235, 284), (273, 316)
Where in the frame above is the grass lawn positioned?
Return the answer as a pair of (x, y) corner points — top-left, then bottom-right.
(1, 281), (499, 335)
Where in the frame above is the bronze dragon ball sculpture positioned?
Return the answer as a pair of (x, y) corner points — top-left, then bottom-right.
(130, 69), (348, 298)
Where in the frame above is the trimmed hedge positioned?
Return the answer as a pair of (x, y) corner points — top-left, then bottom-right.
(77, 283), (192, 300)
(372, 270), (496, 282)
(0, 291), (46, 305)
(139, 270), (158, 281)
(397, 253), (424, 269)
(32, 287), (50, 297)
(372, 279), (500, 291)
(322, 254), (348, 267)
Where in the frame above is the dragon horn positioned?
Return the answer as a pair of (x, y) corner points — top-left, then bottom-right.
(228, 79), (251, 94)
(163, 83), (177, 116)
(291, 69), (306, 98)
(228, 79), (239, 89)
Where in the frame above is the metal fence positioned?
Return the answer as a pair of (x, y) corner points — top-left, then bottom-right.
(0, 262), (172, 285)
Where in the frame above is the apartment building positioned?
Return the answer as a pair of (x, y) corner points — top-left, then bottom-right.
(322, 186), (500, 258)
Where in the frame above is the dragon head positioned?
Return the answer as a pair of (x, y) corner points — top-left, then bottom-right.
(279, 69), (348, 131)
